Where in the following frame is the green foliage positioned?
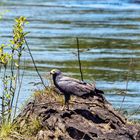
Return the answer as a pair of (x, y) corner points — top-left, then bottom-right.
(11, 16), (29, 50)
(0, 44), (11, 67)
(0, 122), (14, 138)
(0, 16), (29, 125)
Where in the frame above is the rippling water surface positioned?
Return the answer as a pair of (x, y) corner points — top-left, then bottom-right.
(0, 0), (140, 119)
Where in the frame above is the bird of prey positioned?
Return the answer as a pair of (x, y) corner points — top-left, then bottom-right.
(50, 69), (104, 109)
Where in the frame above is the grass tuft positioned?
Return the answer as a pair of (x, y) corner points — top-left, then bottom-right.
(0, 122), (14, 138)
(34, 86), (64, 105)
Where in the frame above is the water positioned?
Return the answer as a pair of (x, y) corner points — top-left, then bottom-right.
(0, 0), (140, 120)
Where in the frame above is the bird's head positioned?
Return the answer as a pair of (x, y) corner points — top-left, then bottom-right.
(50, 69), (62, 76)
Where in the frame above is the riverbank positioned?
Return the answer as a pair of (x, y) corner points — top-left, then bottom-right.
(2, 87), (139, 140)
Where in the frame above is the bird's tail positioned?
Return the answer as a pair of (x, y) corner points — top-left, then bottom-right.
(93, 88), (110, 104)
(95, 88), (104, 94)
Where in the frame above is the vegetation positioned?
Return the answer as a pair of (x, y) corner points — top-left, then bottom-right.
(0, 16), (58, 139)
(0, 16), (28, 138)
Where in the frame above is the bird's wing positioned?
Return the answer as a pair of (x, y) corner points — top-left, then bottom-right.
(59, 76), (82, 83)
(57, 76), (95, 96)
(59, 76), (95, 86)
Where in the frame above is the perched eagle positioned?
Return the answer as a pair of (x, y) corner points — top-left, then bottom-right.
(50, 69), (104, 109)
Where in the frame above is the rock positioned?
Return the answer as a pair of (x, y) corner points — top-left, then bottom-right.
(14, 88), (140, 140)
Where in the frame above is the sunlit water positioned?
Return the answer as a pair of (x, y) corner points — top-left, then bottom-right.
(0, 0), (140, 120)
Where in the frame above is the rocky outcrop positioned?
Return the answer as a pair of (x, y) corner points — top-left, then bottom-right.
(14, 88), (140, 140)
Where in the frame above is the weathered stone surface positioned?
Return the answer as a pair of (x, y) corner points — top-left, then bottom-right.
(14, 89), (140, 140)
